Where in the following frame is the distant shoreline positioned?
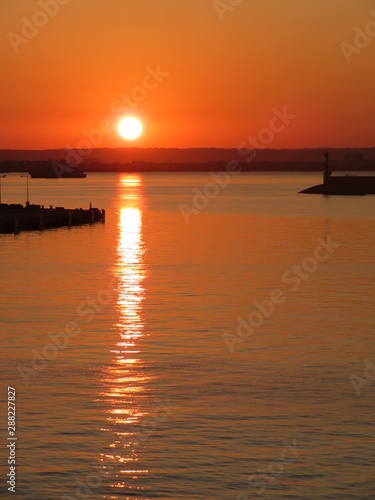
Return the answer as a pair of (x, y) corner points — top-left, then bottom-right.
(1, 147), (375, 164)
(1, 147), (375, 174)
(1, 160), (375, 175)
(83, 161), (375, 173)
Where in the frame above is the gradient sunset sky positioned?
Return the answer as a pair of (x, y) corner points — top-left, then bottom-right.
(1, 0), (374, 149)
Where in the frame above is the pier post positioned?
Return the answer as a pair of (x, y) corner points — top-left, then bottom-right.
(101, 209), (105, 223)
(323, 151), (331, 195)
(14, 217), (19, 235)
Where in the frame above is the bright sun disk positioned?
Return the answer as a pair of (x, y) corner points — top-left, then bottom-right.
(117, 117), (143, 140)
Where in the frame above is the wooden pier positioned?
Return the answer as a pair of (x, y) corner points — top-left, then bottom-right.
(0, 204), (105, 234)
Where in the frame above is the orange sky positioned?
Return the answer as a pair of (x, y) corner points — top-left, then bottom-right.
(1, 0), (374, 149)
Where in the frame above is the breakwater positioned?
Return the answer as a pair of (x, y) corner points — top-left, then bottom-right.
(299, 175), (375, 195)
(0, 204), (105, 234)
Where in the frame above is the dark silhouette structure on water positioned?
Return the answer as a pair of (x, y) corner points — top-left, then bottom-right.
(299, 153), (375, 195)
(0, 204), (105, 234)
(323, 152), (331, 185)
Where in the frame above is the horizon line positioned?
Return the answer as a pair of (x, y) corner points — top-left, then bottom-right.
(1, 146), (375, 152)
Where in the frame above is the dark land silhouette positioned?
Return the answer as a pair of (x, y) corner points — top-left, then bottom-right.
(1, 148), (375, 176)
(0, 147), (375, 166)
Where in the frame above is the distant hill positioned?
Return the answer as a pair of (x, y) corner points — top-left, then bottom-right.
(1, 147), (375, 165)
(1, 148), (375, 173)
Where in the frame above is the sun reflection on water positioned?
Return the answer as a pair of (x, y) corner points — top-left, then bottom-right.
(99, 176), (150, 498)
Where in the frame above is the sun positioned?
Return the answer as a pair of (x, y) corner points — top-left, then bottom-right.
(117, 117), (143, 140)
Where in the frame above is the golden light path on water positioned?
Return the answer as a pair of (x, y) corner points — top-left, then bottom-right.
(99, 176), (150, 498)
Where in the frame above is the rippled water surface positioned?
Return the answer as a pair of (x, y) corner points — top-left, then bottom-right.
(1, 172), (374, 499)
